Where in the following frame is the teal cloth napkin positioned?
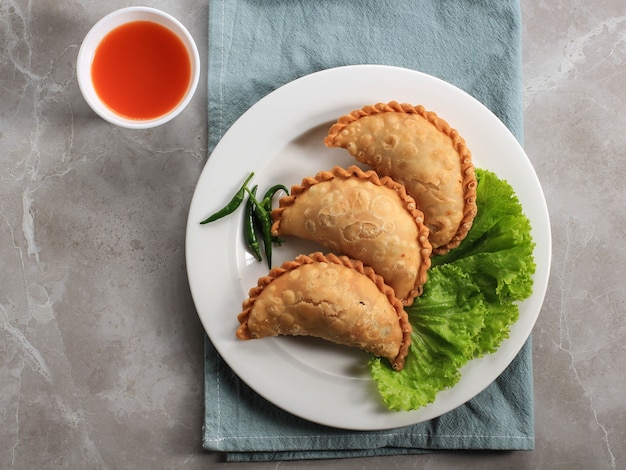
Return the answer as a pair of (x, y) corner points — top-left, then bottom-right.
(203, 0), (533, 462)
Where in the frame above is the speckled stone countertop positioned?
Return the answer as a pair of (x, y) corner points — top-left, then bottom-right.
(1, 1), (624, 469)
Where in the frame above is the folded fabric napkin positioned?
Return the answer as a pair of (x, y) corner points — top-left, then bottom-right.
(203, 0), (533, 462)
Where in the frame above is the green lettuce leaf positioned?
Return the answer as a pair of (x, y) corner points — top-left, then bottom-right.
(370, 264), (486, 411)
(432, 168), (536, 303)
(476, 301), (519, 356)
(371, 169), (536, 410)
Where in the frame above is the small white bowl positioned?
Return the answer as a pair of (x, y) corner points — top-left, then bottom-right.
(77, 7), (200, 129)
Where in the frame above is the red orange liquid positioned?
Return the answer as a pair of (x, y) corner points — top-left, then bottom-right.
(91, 21), (191, 120)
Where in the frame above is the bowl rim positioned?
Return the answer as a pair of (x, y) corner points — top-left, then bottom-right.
(77, 6), (200, 129)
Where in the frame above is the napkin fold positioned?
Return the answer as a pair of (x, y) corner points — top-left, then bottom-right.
(204, 0), (532, 461)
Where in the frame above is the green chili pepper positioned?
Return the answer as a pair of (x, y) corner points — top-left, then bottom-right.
(199, 172), (288, 268)
(258, 207), (274, 270)
(245, 187), (274, 269)
(261, 184), (289, 212)
(199, 172), (254, 224)
(244, 185), (262, 262)
(250, 201), (284, 246)
(261, 184), (289, 245)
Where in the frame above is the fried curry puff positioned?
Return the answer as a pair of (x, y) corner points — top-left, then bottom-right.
(236, 252), (412, 371)
(271, 166), (431, 305)
(324, 102), (477, 254)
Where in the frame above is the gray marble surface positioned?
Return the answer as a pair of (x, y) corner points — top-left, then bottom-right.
(1, 1), (624, 468)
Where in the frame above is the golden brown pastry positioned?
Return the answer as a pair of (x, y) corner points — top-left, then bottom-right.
(271, 165), (431, 305)
(324, 101), (477, 255)
(236, 252), (412, 371)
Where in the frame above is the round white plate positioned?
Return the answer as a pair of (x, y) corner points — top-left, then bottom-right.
(185, 65), (551, 430)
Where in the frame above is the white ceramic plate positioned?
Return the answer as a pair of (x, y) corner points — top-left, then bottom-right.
(186, 65), (551, 430)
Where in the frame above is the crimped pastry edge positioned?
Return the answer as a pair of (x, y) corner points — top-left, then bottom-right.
(271, 165), (432, 305)
(236, 252), (412, 371)
(324, 101), (478, 255)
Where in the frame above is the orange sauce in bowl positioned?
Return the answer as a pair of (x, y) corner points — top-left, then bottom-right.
(91, 21), (191, 120)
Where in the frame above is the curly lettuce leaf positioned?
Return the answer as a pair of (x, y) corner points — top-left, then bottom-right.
(476, 301), (519, 356)
(370, 264), (486, 411)
(371, 169), (536, 410)
(433, 169), (536, 303)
